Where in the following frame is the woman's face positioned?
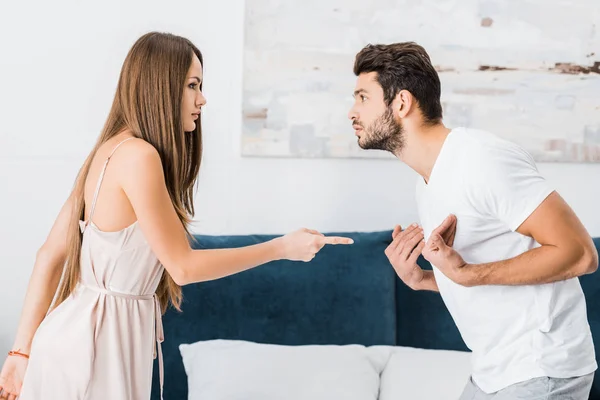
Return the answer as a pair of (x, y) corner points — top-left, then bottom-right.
(182, 54), (206, 133)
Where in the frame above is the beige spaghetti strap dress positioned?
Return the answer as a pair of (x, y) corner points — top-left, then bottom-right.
(19, 137), (166, 399)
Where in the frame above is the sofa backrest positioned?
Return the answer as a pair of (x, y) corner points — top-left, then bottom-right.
(151, 234), (600, 400)
(152, 231), (398, 399)
(581, 238), (600, 399)
(395, 255), (469, 352)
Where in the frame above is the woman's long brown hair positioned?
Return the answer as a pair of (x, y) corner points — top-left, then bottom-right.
(53, 32), (203, 313)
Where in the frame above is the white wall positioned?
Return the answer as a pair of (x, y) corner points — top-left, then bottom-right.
(1, 0), (599, 356)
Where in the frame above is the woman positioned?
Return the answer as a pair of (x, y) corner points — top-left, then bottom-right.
(0, 32), (352, 400)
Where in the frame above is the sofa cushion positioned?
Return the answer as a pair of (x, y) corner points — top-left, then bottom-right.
(179, 339), (390, 400)
(378, 346), (472, 400)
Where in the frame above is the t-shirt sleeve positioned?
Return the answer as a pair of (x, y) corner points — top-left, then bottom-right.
(470, 140), (555, 232)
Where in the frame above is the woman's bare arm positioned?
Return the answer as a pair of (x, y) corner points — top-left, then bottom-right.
(11, 194), (74, 353)
(120, 140), (351, 286)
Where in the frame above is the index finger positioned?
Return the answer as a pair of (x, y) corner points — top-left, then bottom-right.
(431, 214), (456, 237)
(321, 236), (354, 245)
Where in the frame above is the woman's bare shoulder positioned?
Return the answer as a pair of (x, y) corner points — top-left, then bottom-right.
(104, 136), (162, 169)
(110, 137), (165, 187)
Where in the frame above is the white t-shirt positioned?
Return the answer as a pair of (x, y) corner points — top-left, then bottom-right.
(415, 127), (597, 393)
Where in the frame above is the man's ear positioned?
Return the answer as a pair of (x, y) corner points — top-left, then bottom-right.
(394, 90), (414, 119)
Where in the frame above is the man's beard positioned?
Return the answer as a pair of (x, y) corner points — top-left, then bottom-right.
(357, 107), (404, 153)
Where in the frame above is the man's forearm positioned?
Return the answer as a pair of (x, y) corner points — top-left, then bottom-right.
(463, 243), (597, 287)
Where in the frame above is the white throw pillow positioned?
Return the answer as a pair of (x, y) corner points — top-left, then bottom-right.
(179, 339), (391, 400)
(378, 346), (472, 400)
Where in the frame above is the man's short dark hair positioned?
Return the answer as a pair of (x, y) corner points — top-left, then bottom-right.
(353, 42), (443, 125)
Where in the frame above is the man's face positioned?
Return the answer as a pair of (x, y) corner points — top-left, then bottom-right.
(348, 72), (404, 153)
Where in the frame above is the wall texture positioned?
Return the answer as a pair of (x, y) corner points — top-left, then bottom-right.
(241, 0), (600, 161)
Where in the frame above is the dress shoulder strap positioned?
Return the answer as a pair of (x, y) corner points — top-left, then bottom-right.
(85, 137), (136, 226)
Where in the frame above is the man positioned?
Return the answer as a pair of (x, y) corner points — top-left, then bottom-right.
(348, 42), (598, 399)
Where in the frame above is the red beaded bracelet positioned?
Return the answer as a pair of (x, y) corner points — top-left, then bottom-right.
(8, 350), (29, 359)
